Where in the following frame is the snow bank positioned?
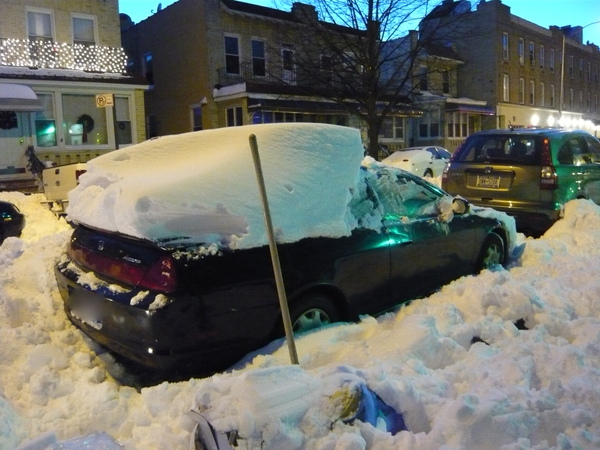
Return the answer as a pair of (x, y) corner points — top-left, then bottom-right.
(66, 123), (364, 249)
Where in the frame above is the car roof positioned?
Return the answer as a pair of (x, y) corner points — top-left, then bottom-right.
(470, 128), (591, 138)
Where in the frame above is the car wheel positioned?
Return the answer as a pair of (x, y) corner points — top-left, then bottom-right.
(476, 232), (505, 271)
(423, 169), (433, 178)
(289, 294), (340, 334)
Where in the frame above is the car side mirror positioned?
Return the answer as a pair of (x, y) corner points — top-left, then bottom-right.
(452, 197), (470, 215)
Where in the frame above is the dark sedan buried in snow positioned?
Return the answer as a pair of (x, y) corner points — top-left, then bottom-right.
(54, 124), (515, 376)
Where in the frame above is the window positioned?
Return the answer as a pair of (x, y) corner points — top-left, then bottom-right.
(539, 45), (545, 68)
(540, 82), (545, 107)
(579, 59), (584, 78)
(251, 39), (265, 77)
(518, 38), (524, 65)
(529, 41), (534, 66)
(442, 71), (450, 94)
(587, 92), (591, 111)
(419, 108), (440, 138)
(446, 112), (471, 138)
(191, 106), (202, 131)
(550, 48), (555, 72)
(34, 93), (56, 147)
(224, 35), (240, 75)
(142, 52), (153, 84)
(72, 15), (96, 46)
(320, 53), (333, 72)
(569, 56), (574, 78)
(519, 78), (525, 104)
(62, 94), (108, 146)
(226, 106), (243, 127)
(115, 97), (132, 146)
(502, 33), (509, 60)
(381, 117), (404, 140)
(569, 89), (574, 109)
(529, 80), (535, 105)
(503, 74), (510, 102)
(281, 45), (295, 84)
(27, 9), (53, 42)
(550, 84), (555, 107)
(418, 66), (428, 91)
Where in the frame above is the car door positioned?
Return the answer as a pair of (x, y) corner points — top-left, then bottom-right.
(375, 169), (473, 306)
(555, 135), (600, 203)
(582, 135), (600, 203)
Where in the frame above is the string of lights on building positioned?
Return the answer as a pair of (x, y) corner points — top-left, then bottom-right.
(0, 38), (127, 74)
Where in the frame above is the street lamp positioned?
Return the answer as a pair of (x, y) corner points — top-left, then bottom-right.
(559, 21), (600, 120)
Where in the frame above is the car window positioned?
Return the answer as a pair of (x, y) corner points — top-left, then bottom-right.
(372, 168), (442, 219)
(437, 147), (452, 159)
(558, 137), (593, 165)
(425, 148), (437, 159)
(454, 135), (540, 165)
(584, 136), (600, 163)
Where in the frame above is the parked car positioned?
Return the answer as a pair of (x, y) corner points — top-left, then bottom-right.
(442, 128), (600, 234)
(54, 124), (513, 376)
(0, 200), (25, 244)
(381, 146), (452, 178)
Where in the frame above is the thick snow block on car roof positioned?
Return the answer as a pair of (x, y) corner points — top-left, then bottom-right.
(66, 123), (364, 249)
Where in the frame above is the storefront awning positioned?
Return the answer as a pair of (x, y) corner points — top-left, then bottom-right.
(447, 104), (495, 115)
(0, 83), (44, 111)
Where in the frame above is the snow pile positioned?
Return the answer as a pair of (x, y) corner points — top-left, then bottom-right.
(66, 123), (364, 249)
(2, 194), (600, 449)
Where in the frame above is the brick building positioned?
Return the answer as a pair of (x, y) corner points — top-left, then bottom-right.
(422, 0), (600, 137)
(0, 0), (148, 191)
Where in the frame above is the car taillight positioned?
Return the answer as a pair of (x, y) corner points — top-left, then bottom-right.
(68, 242), (178, 293)
(540, 138), (558, 190)
(139, 255), (178, 292)
(442, 162), (451, 183)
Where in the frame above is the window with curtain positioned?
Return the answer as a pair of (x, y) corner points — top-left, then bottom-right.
(28, 11), (53, 41)
(72, 16), (96, 46)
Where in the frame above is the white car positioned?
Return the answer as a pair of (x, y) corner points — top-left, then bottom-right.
(382, 146), (452, 178)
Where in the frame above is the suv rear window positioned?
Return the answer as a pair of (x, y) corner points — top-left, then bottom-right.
(453, 135), (541, 165)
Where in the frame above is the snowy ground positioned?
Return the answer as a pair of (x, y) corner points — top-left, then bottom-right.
(1, 191), (600, 449)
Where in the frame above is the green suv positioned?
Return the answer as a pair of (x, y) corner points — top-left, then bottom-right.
(442, 128), (600, 234)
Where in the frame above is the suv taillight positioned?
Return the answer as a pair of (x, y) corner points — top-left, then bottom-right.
(540, 138), (558, 190)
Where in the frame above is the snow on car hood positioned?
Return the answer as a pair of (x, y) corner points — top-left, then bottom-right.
(66, 123), (365, 250)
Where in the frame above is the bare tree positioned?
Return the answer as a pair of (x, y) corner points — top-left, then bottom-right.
(271, 0), (472, 159)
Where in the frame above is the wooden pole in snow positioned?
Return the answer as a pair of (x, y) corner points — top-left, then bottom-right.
(249, 134), (299, 365)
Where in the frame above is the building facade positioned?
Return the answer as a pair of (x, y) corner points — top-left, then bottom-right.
(0, 0), (148, 191)
(425, 0), (600, 138)
(122, 0), (421, 152)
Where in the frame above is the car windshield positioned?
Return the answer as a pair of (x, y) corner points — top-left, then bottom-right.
(453, 135), (541, 165)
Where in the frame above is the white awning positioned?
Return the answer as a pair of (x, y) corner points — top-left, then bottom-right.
(0, 83), (43, 111)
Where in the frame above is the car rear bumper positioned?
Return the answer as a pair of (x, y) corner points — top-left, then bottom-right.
(470, 200), (560, 232)
(55, 262), (260, 372)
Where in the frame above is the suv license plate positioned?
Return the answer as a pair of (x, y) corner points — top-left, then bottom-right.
(476, 175), (501, 188)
